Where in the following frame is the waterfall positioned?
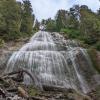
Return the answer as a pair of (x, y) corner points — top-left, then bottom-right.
(5, 31), (99, 93)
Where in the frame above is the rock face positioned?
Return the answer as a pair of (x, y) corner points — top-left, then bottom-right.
(3, 31), (100, 94)
(0, 51), (12, 73)
(97, 51), (100, 70)
(0, 38), (29, 74)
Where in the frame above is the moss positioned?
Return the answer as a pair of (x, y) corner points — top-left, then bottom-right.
(87, 49), (100, 73)
(60, 28), (81, 39)
(64, 89), (91, 100)
(0, 38), (5, 47)
(95, 41), (100, 51)
(27, 85), (39, 96)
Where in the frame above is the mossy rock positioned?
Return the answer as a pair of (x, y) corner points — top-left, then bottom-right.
(0, 38), (5, 47)
(95, 41), (100, 51)
(87, 49), (100, 73)
(27, 85), (40, 96)
(64, 90), (91, 100)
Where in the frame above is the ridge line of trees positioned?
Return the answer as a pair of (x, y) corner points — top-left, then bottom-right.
(0, 1), (100, 51)
(41, 5), (100, 51)
(0, 0), (35, 41)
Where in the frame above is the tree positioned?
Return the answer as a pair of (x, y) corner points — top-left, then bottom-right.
(45, 18), (56, 32)
(55, 10), (69, 31)
(79, 5), (100, 44)
(0, 0), (21, 40)
(0, 1), (6, 35)
(34, 19), (40, 31)
(0, 0), (35, 41)
(20, 0), (34, 35)
(69, 5), (80, 29)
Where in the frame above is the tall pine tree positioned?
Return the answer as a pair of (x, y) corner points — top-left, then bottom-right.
(80, 5), (100, 44)
(0, 0), (21, 40)
(55, 10), (69, 31)
(20, 0), (34, 35)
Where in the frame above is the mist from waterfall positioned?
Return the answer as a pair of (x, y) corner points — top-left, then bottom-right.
(5, 31), (98, 93)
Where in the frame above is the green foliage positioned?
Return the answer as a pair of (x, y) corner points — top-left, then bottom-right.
(28, 85), (39, 96)
(45, 18), (56, 32)
(20, 0), (34, 34)
(33, 20), (40, 31)
(80, 6), (100, 40)
(0, 0), (21, 37)
(0, 0), (35, 41)
(60, 28), (81, 39)
(79, 36), (97, 45)
(69, 5), (80, 29)
(95, 41), (100, 51)
(55, 10), (69, 31)
(0, 38), (5, 47)
(0, 0), (100, 52)
(87, 49), (100, 73)
(45, 5), (100, 51)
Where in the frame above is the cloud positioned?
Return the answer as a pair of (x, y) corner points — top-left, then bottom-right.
(31, 0), (72, 21)
(17, 0), (100, 21)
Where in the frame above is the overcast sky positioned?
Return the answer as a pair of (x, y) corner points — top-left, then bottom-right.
(17, 0), (100, 21)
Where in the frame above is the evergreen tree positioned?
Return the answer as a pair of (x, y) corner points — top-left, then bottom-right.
(80, 5), (100, 44)
(45, 18), (56, 32)
(20, 0), (34, 35)
(55, 10), (69, 31)
(34, 19), (40, 31)
(69, 5), (80, 29)
(0, 1), (6, 35)
(0, 0), (21, 40)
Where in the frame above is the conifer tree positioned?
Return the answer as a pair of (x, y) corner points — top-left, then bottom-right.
(0, 0), (21, 39)
(20, 0), (34, 35)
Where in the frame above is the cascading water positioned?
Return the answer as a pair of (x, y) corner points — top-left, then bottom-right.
(5, 31), (99, 93)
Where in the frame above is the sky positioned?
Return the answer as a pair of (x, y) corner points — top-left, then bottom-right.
(17, 0), (100, 21)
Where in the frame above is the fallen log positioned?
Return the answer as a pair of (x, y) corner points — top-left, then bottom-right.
(4, 68), (37, 83)
(42, 85), (74, 93)
(7, 88), (18, 93)
(4, 68), (43, 90)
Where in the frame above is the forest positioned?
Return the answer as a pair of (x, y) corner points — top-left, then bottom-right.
(0, 0), (100, 51)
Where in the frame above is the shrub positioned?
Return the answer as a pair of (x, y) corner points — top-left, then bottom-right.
(82, 36), (97, 45)
(60, 28), (81, 39)
(95, 41), (100, 51)
(2, 32), (21, 41)
(0, 38), (5, 47)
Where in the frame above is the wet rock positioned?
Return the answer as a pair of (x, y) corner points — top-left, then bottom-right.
(0, 51), (13, 73)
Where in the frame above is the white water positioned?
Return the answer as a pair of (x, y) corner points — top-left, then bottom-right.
(5, 31), (98, 93)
